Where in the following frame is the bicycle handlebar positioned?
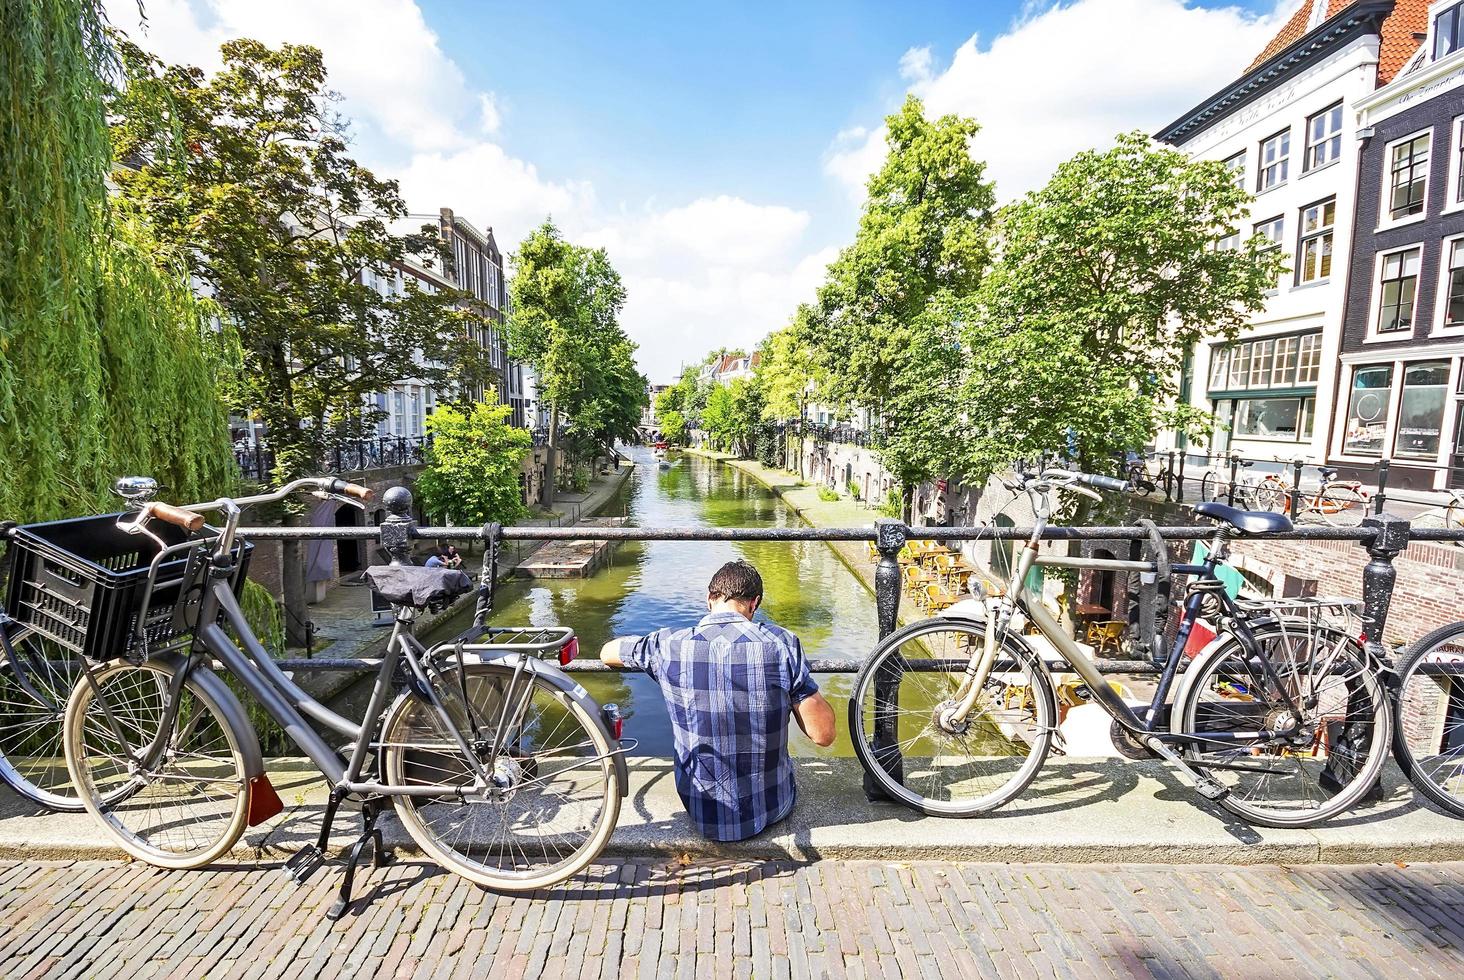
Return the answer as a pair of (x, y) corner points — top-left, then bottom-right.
(145, 501), (206, 532)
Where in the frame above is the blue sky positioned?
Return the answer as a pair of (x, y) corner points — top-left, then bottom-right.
(108, 0), (1291, 381)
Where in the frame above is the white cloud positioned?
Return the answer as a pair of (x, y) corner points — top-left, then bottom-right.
(101, 0), (829, 382)
(826, 0), (1292, 202)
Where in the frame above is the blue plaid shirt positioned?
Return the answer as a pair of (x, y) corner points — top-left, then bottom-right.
(623, 611), (819, 841)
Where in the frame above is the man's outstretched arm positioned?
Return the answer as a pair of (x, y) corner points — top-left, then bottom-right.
(599, 638), (629, 667)
(792, 693), (836, 747)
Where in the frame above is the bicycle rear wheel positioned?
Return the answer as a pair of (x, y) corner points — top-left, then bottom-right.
(383, 662), (620, 892)
(0, 627), (85, 810)
(1200, 472), (1222, 504)
(64, 659), (250, 868)
(1174, 622), (1389, 828)
(849, 618), (1055, 816)
(1393, 621), (1464, 818)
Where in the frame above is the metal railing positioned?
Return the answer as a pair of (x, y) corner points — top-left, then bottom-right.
(1118, 449), (1396, 518)
(236, 435), (433, 482)
(239, 506), (1434, 799)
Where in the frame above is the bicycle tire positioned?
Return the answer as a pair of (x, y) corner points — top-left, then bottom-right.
(383, 662), (621, 892)
(1316, 485), (1367, 527)
(1392, 621), (1464, 818)
(1199, 472), (1221, 504)
(1172, 622), (1390, 828)
(0, 626), (87, 811)
(848, 617), (1056, 817)
(64, 658), (251, 868)
(1253, 478), (1287, 514)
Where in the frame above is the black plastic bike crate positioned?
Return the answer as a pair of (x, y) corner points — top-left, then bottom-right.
(3, 512), (252, 663)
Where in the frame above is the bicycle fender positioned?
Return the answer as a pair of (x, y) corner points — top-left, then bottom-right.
(154, 652), (266, 781)
(496, 655), (631, 797)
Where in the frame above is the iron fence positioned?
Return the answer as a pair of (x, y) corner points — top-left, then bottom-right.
(1117, 449), (1396, 519)
(236, 435), (433, 482)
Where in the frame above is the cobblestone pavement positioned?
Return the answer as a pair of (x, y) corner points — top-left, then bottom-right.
(1, 858), (1462, 978)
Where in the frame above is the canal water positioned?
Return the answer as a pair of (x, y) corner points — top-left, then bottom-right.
(414, 447), (881, 757)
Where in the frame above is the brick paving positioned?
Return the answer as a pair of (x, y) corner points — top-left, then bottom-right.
(0, 858), (1461, 978)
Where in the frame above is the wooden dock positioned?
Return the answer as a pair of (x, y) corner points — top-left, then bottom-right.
(515, 517), (629, 578)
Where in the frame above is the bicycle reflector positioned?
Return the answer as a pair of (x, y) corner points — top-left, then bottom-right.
(601, 702), (624, 740)
(559, 636), (580, 666)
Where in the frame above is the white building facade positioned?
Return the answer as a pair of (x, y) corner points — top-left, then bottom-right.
(1154, 0), (1418, 469)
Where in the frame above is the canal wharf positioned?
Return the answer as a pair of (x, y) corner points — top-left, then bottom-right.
(515, 517), (630, 578)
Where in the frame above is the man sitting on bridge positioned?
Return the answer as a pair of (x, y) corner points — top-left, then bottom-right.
(601, 559), (836, 841)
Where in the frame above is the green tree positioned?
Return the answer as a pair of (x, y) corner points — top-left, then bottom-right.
(508, 220), (643, 499)
(701, 384), (735, 451)
(108, 38), (491, 642)
(804, 95), (995, 517)
(415, 399), (532, 526)
(959, 131), (1285, 480)
(657, 409), (687, 445)
(0, 4), (238, 521)
(756, 319), (822, 422)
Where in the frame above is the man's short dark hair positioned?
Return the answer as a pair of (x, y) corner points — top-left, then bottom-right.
(708, 560), (763, 602)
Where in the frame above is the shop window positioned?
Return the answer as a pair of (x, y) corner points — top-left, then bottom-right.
(1343, 365), (1393, 456)
(1395, 361), (1451, 459)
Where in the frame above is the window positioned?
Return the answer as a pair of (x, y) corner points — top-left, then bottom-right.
(1223, 150), (1247, 189)
(1453, 117), (1464, 207)
(1437, 2), (1463, 61)
(1208, 332), (1321, 392)
(1272, 335), (1299, 386)
(1217, 229), (1241, 251)
(1296, 198), (1335, 283)
(1259, 129), (1290, 191)
(1376, 248), (1422, 334)
(1445, 239), (1464, 328)
(1395, 361), (1450, 459)
(1297, 333), (1321, 384)
(1305, 103), (1343, 171)
(1231, 396), (1313, 441)
(1343, 365), (1393, 455)
(1388, 133), (1431, 221)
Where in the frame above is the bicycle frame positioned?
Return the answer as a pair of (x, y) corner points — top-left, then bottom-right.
(958, 477), (1298, 747)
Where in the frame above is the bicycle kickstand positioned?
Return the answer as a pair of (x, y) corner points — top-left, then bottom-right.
(327, 798), (391, 922)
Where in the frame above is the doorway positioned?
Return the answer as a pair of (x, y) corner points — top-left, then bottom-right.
(335, 503), (364, 575)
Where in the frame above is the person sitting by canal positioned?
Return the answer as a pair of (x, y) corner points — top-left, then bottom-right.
(440, 545), (464, 569)
(423, 549), (445, 568)
(600, 560), (836, 841)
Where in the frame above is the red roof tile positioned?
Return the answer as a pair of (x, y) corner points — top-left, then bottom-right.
(1246, 1), (1428, 86)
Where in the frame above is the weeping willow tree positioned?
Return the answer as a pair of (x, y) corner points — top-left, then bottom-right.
(1, 2), (282, 649)
(1, 0), (235, 516)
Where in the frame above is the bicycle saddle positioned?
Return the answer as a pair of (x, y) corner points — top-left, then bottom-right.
(363, 564), (474, 608)
(1193, 501), (1293, 535)
(1319, 467), (1339, 480)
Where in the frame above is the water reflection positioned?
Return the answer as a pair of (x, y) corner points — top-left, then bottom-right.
(422, 448), (880, 756)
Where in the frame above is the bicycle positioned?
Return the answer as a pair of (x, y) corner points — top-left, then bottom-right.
(52, 477), (629, 915)
(849, 469), (1392, 828)
(1406, 489), (1464, 540)
(1254, 465), (1370, 526)
(1391, 620), (1464, 818)
(1199, 453), (1264, 509)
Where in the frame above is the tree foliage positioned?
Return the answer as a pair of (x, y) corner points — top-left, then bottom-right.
(107, 38), (490, 483)
(800, 95), (995, 509)
(0, 3), (235, 522)
(415, 399), (532, 526)
(507, 220), (646, 498)
(657, 410), (686, 445)
(958, 131), (1284, 479)
(756, 321), (822, 422)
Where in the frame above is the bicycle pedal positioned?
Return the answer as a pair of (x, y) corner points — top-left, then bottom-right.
(326, 898), (350, 921)
(284, 844), (325, 883)
(1192, 776), (1229, 801)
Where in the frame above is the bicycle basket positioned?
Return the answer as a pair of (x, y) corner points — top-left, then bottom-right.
(2, 513), (252, 663)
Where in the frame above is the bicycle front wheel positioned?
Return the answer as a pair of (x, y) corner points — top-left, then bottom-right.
(1394, 621), (1464, 818)
(849, 617), (1055, 816)
(64, 659), (250, 868)
(1316, 485), (1368, 527)
(0, 627), (85, 811)
(1200, 472), (1222, 503)
(383, 662), (621, 892)
(1174, 623), (1390, 828)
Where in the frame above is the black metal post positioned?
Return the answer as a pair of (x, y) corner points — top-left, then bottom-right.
(1339, 512), (1410, 802)
(1165, 451), (1176, 503)
(1289, 458), (1304, 519)
(1175, 453), (1185, 503)
(863, 517), (908, 801)
(1227, 454), (1240, 506)
(1374, 458), (1390, 515)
